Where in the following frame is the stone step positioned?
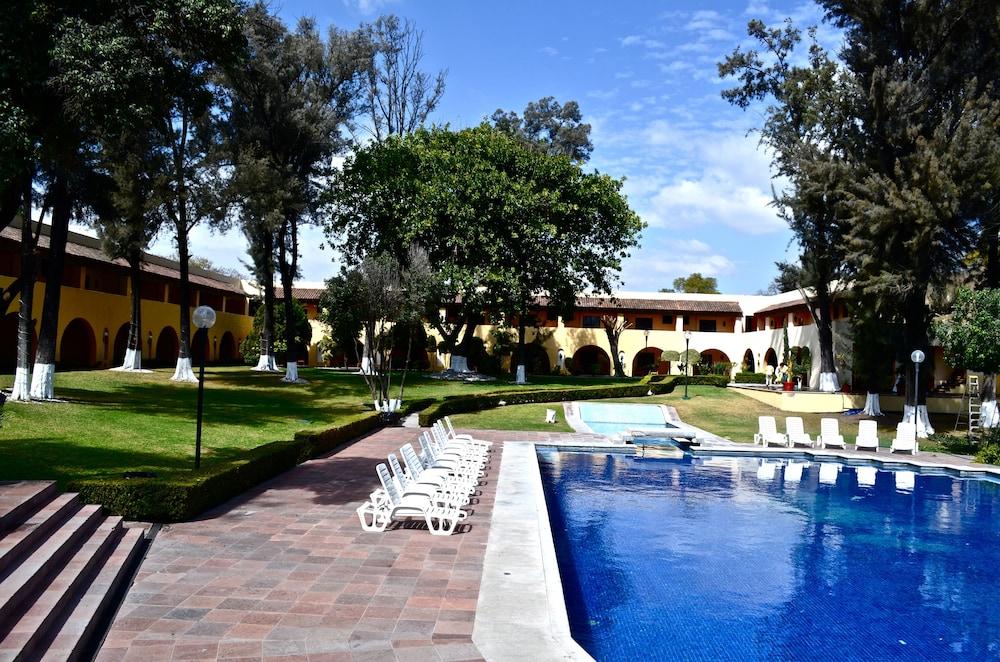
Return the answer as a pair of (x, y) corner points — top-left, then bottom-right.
(0, 518), (122, 661)
(0, 483), (57, 535)
(0, 495), (81, 578)
(38, 527), (145, 662)
(0, 505), (103, 636)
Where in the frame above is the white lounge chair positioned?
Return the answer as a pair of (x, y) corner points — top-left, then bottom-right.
(402, 443), (479, 488)
(786, 417), (815, 448)
(754, 416), (790, 447)
(423, 432), (487, 474)
(430, 427), (489, 463)
(890, 422), (918, 455)
(819, 463), (841, 485)
(356, 463), (467, 535)
(856, 466), (877, 487)
(443, 417), (493, 449)
(545, 408), (557, 424)
(855, 420), (880, 452)
(817, 418), (847, 449)
(784, 461), (808, 483)
(895, 470), (916, 492)
(387, 453), (471, 504)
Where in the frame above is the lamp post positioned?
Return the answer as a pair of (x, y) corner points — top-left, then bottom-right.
(910, 349), (925, 412)
(683, 330), (692, 400)
(192, 305), (216, 469)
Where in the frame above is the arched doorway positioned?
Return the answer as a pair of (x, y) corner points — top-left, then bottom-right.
(571, 345), (611, 376)
(698, 349), (731, 376)
(59, 318), (97, 369)
(742, 348), (755, 373)
(514, 344), (551, 375)
(218, 331), (237, 364)
(764, 347), (778, 369)
(632, 347), (664, 377)
(0, 313), (19, 372)
(112, 322), (131, 366)
(155, 327), (179, 366)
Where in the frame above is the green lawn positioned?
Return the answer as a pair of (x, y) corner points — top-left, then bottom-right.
(450, 402), (573, 433)
(0, 367), (627, 484)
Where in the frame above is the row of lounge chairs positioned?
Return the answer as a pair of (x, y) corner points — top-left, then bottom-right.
(754, 416), (919, 454)
(356, 417), (493, 536)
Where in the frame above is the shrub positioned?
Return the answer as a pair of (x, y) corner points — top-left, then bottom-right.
(734, 372), (766, 384)
(975, 426), (1000, 465)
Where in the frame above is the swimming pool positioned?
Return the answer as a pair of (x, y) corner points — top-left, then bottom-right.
(538, 450), (1000, 661)
(576, 402), (677, 437)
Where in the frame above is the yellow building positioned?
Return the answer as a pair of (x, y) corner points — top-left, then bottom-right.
(0, 220), (253, 371)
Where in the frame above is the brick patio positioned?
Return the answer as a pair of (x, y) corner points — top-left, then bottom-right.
(96, 428), (601, 662)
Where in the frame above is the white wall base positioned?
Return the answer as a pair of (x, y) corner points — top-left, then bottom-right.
(903, 404), (935, 438)
(450, 355), (470, 373)
(252, 353), (278, 371)
(110, 348), (149, 372)
(515, 364), (527, 385)
(862, 392), (883, 416)
(29, 363), (55, 400)
(282, 362), (299, 383)
(10, 366), (31, 401)
(818, 372), (839, 393)
(982, 399), (999, 429)
(171, 357), (198, 383)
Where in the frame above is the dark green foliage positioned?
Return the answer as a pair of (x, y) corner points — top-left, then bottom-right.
(933, 288), (1000, 376)
(975, 427), (1000, 465)
(734, 372), (766, 384)
(490, 97), (593, 163)
(241, 298), (311, 365)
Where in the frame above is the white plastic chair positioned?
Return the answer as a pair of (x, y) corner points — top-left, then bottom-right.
(786, 417), (815, 448)
(856, 466), (877, 487)
(356, 463), (467, 535)
(819, 463), (841, 485)
(545, 409), (557, 424)
(387, 453), (471, 504)
(817, 418), (846, 449)
(890, 422), (918, 455)
(442, 417), (493, 449)
(855, 420), (880, 452)
(754, 416), (790, 447)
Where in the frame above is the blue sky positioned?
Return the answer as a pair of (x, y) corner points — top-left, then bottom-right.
(141, 0), (844, 294)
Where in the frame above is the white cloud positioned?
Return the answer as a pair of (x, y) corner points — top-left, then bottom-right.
(539, 46), (559, 57)
(342, 0), (397, 14)
(620, 35), (666, 49)
(586, 87), (619, 101)
(621, 237), (735, 290)
(646, 178), (781, 234)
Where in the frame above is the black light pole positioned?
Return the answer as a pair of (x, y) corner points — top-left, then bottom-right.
(683, 330), (692, 400)
(192, 305), (217, 470)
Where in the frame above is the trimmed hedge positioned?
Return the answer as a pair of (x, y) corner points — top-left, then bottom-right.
(733, 372), (766, 384)
(418, 381), (679, 427)
(70, 411), (384, 523)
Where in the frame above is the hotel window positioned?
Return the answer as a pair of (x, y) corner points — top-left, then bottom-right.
(635, 317), (653, 330)
(582, 315), (601, 328)
(661, 314), (674, 325)
(698, 319), (718, 332)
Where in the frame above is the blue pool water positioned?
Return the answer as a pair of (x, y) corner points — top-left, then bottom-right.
(538, 451), (1000, 661)
(577, 402), (676, 437)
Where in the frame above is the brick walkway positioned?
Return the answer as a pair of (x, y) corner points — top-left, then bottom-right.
(96, 428), (600, 662)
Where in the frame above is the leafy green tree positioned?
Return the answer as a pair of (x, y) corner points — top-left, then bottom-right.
(721, 1), (1000, 408)
(667, 273), (719, 294)
(324, 125), (642, 378)
(933, 288), (1000, 428)
(240, 298), (312, 367)
(491, 97), (593, 162)
(222, 5), (369, 383)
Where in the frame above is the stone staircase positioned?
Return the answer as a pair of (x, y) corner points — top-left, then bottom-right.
(0, 481), (148, 661)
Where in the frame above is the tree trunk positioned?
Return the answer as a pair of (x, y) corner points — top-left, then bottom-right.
(809, 289), (839, 392)
(449, 316), (478, 373)
(11, 180), (36, 400)
(981, 372), (998, 428)
(253, 231), (277, 371)
(171, 221), (197, 382)
(607, 330), (624, 378)
(515, 310), (527, 385)
(278, 217), (300, 383)
(119, 250), (143, 370)
(30, 176), (71, 400)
